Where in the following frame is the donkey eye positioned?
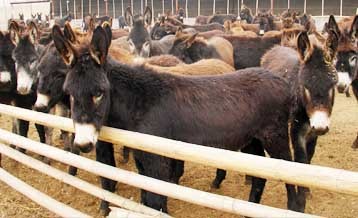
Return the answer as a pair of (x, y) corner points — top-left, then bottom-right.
(93, 92), (103, 104)
(304, 87), (311, 102)
(349, 56), (357, 67)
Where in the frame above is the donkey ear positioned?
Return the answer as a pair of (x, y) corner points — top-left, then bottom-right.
(297, 31), (311, 61)
(28, 21), (39, 44)
(144, 6), (153, 26)
(224, 20), (231, 31)
(349, 15), (358, 40)
(63, 21), (77, 43)
(124, 7), (133, 27)
(175, 26), (183, 37)
(88, 18), (95, 32)
(90, 26), (109, 65)
(185, 33), (198, 48)
(52, 25), (75, 66)
(327, 15), (340, 37)
(0, 31), (4, 41)
(8, 21), (20, 45)
(325, 30), (339, 62)
(102, 21), (112, 49)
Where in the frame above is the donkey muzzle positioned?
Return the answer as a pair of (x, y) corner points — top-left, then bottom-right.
(309, 111), (330, 135)
(73, 123), (98, 153)
(336, 72), (351, 94)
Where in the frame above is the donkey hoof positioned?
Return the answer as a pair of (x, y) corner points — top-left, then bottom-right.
(68, 166), (78, 176)
(352, 140), (358, 149)
(244, 175), (252, 185)
(211, 180), (221, 189)
(41, 156), (51, 165)
(16, 147), (26, 153)
(100, 207), (111, 216)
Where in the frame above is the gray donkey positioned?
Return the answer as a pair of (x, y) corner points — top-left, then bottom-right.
(125, 6), (174, 58)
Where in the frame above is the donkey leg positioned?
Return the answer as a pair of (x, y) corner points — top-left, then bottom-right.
(120, 146), (130, 164)
(96, 140), (116, 215)
(247, 139), (267, 204)
(134, 151), (172, 213)
(353, 134), (358, 149)
(212, 169), (226, 189)
(35, 123), (51, 164)
(171, 159), (184, 184)
(66, 133), (79, 176)
(291, 119), (310, 212)
(10, 118), (20, 149)
(17, 119), (29, 153)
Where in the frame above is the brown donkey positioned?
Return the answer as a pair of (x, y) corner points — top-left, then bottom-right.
(53, 24), (299, 215)
(261, 30), (339, 212)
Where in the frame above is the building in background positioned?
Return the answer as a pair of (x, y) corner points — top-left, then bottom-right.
(0, 0), (357, 30)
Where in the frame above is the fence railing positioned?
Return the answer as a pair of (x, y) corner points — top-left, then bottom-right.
(0, 103), (357, 217)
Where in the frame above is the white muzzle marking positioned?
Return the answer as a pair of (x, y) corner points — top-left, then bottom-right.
(35, 93), (50, 108)
(337, 72), (351, 91)
(0, 71), (11, 83)
(17, 68), (34, 95)
(309, 111), (330, 131)
(74, 123), (99, 146)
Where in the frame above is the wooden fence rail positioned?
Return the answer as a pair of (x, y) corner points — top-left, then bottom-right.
(0, 128), (319, 218)
(0, 103), (357, 197)
(0, 167), (91, 218)
(0, 143), (171, 218)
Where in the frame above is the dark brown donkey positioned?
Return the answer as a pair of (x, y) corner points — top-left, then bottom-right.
(261, 30), (339, 212)
(125, 7), (174, 58)
(53, 24), (299, 214)
(222, 33), (282, 69)
(6, 21), (48, 156)
(169, 29), (234, 67)
(327, 15), (358, 98)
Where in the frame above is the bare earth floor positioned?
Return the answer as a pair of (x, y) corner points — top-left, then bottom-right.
(0, 93), (357, 218)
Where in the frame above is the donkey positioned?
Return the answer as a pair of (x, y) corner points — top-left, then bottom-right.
(53, 24), (299, 214)
(169, 29), (234, 67)
(19, 13), (24, 21)
(208, 14), (237, 25)
(222, 33), (281, 69)
(327, 15), (358, 98)
(261, 30), (339, 212)
(239, 5), (254, 24)
(8, 21), (49, 156)
(125, 7), (175, 58)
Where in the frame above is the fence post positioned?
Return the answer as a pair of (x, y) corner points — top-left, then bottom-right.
(213, 0), (216, 14)
(60, 0), (63, 17)
(288, 0), (290, 9)
(255, 0), (258, 15)
(227, 0), (229, 14)
(74, 0), (76, 19)
(185, 0), (188, 18)
(113, 0), (115, 18)
(89, 0), (91, 15)
(97, 0), (99, 16)
(340, 0), (342, 16)
(304, 0), (306, 13)
(198, 0), (200, 16)
(322, 0), (324, 16)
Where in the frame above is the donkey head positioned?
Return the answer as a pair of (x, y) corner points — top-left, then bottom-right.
(0, 31), (16, 90)
(253, 10), (273, 35)
(125, 6), (153, 57)
(37, 13), (42, 21)
(297, 30), (339, 135)
(19, 13), (24, 21)
(239, 5), (253, 24)
(9, 21), (41, 95)
(34, 22), (89, 112)
(53, 24), (112, 153)
(331, 15), (358, 94)
(169, 28), (198, 63)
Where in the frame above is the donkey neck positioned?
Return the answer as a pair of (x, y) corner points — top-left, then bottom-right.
(188, 41), (217, 62)
(106, 59), (172, 129)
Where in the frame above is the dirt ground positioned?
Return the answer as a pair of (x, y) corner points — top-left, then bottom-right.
(0, 93), (357, 218)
